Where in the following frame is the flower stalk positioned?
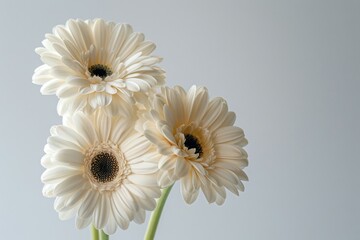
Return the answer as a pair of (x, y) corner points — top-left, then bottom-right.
(100, 230), (109, 240)
(91, 225), (99, 240)
(144, 184), (174, 240)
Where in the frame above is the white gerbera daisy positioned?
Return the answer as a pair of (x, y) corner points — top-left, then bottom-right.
(143, 86), (248, 205)
(41, 112), (161, 234)
(33, 18), (165, 116)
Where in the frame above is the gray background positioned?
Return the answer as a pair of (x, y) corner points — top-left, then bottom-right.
(0, 0), (359, 239)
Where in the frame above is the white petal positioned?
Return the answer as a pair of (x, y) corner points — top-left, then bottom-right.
(127, 174), (157, 186)
(79, 86), (95, 94)
(47, 136), (81, 152)
(181, 178), (199, 204)
(214, 186), (226, 205)
(174, 158), (190, 178)
(57, 96), (87, 116)
(67, 77), (89, 87)
(62, 57), (86, 73)
(109, 117), (130, 143)
(133, 41), (155, 55)
(201, 97), (229, 131)
(144, 129), (172, 155)
(61, 188), (88, 212)
(124, 52), (142, 66)
(209, 171), (239, 196)
(111, 191), (131, 222)
(200, 183), (217, 203)
(133, 209), (145, 224)
(215, 144), (245, 159)
(40, 79), (63, 95)
(96, 112), (111, 142)
(130, 161), (158, 174)
(125, 184), (147, 199)
(126, 78), (151, 91)
(72, 113), (98, 144)
(51, 66), (74, 78)
(118, 32), (143, 61)
(32, 65), (52, 85)
(105, 84), (117, 94)
(157, 169), (174, 188)
(189, 161), (206, 176)
(40, 52), (62, 66)
(122, 137), (152, 161)
(52, 43), (76, 61)
(56, 85), (79, 98)
(142, 187), (161, 200)
(160, 125), (176, 144)
(213, 126), (245, 145)
(52, 125), (88, 148)
(41, 154), (53, 168)
(89, 92), (112, 109)
(78, 191), (99, 219)
(42, 184), (56, 198)
(58, 208), (77, 220)
(126, 80), (141, 92)
(113, 189), (135, 219)
(54, 175), (85, 196)
(213, 159), (248, 171)
(54, 149), (84, 166)
(158, 155), (175, 170)
(93, 194), (109, 229)
(41, 167), (81, 184)
(103, 214), (117, 235)
(93, 19), (107, 49)
(188, 86), (209, 123)
(76, 217), (92, 229)
(108, 24), (128, 56)
(213, 168), (240, 185)
(68, 19), (88, 51)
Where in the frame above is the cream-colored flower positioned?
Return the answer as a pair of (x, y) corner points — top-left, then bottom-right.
(143, 86), (248, 205)
(41, 112), (161, 234)
(33, 18), (165, 116)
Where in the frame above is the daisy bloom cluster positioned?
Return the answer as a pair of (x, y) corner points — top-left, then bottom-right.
(34, 18), (248, 239)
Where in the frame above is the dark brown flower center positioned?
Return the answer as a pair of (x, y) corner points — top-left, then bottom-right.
(88, 64), (113, 79)
(184, 134), (203, 158)
(90, 152), (119, 183)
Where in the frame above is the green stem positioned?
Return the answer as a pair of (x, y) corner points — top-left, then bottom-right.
(100, 230), (109, 240)
(91, 225), (99, 240)
(144, 184), (174, 240)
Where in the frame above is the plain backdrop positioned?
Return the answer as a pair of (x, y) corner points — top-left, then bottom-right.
(0, 0), (359, 239)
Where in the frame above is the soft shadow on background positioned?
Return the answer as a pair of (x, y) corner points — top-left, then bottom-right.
(0, 1), (359, 239)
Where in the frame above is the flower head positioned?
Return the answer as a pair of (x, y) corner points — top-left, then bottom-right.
(143, 86), (248, 205)
(33, 19), (165, 116)
(41, 112), (161, 234)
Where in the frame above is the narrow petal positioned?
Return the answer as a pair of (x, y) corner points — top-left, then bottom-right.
(78, 191), (99, 219)
(127, 174), (157, 186)
(72, 113), (98, 145)
(41, 166), (81, 184)
(53, 149), (84, 166)
(94, 194), (109, 229)
(76, 217), (92, 229)
(54, 175), (85, 196)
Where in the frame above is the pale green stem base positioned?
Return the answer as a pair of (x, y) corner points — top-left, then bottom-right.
(144, 184), (174, 240)
(91, 225), (99, 240)
(91, 225), (109, 240)
(100, 230), (109, 240)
